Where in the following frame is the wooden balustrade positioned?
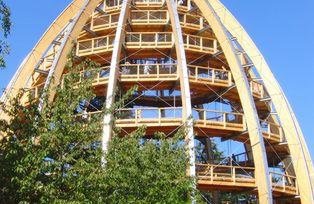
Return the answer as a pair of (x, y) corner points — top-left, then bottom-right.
(89, 9), (211, 33)
(120, 63), (178, 81)
(77, 32), (220, 56)
(196, 164), (255, 185)
(125, 32), (174, 48)
(196, 164), (298, 195)
(193, 109), (246, 131)
(250, 80), (264, 98)
(183, 34), (218, 53)
(270, 171), (298, 195)
(104, 0), (123, 12)
(188, 65), (232, 86)
(76, 35), (115, 56)
(114, 107), (244, 131)
(61, 67), (110, 88)
(131, 10), (169, 25)
(133, 0), (164, 7)
(91, 12), (119, 31)
(260, 120), (284, 142)
(178, 12), (209, 30)
(115, 107), (183, 127)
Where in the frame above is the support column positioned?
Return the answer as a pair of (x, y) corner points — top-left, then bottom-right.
(208, 0), (314, 202)
(193, 0), (273, 203)
(102, 0), (131, 163)
(166, 0), (196, 197)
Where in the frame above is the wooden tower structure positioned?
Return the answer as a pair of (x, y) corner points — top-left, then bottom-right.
(1, 0), (313, 203)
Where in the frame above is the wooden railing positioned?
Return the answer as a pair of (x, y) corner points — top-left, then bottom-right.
(91, 12), (119, 31)
(113, 107), (245, 131)
(104, 0), (123, 12)
(196, 164), (255, 185)
(179, 12), (209, 30)
(115, 107), (183, 126)
(250, 80), (265, 98)
(133, 0), (165, 7)
(196, 164), (298, 195)
(131, 10), (169, 25)
(183, 34), (218, 53)
(188, 65), (232, 86)
(61, 67), (110, 88)
(270, 171), (298, 194)
(260, 120), (284, 142)
(193, 109), (246, 131)
(76, 34), (115, 56)
(125, 32), (174, 48)
(120, 63), (178, 80)
(77, 32), (219, 56)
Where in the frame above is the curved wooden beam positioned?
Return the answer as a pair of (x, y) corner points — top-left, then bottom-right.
(0, 0), (89, 118)
(166, 0), (196, 179)
(102, 0), (131, 163)
(193, 0), (273, 203)
(208, 0), (314, 202)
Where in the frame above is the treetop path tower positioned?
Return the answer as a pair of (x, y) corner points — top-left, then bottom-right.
(1, 0), (313, 203)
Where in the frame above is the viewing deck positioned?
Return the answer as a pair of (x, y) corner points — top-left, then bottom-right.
(196, 164), (298, 196)
(76, 32), (218, 57)
(82, 8), (210, 36)
(69, 107), (283, 143)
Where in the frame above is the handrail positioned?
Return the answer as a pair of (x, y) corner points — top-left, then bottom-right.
(269, 171), (297, 191)
(196, 164), (297, 192)
(118, 107), (182, 111)
(178, 12), (209, 30)
(196, 163), (255, 171)
(250, 80), (264, 98)
(134, 0), (164, 4)
(92, 12), (120, 30)
(260, 120), (284, 141)
(188, 65), (232, 86)
(77, 34), (115, 55)
(104, 0), (123, 12)
(61, 66), (110, 87)
(183, 34), (218, 52)
(193, 108), (243, 116)
(120, 63), (177, 78)
(196, 164), (255, 184)
(77, 32), (219, 55)
(131, 10), (169, 24)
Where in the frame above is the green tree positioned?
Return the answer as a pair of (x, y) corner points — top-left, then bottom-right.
(0, 56), (104, 203)
(0, 0), (11, 68)
(102, 128), (193, 203)
(0, 55), (195, 203)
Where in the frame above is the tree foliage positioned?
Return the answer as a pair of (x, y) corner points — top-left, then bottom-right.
(103, 128), (193, 203)
(0, 55), (195, 203)
(0, 0), (11, 68)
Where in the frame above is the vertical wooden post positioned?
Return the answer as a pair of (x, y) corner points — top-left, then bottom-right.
(102, 0), (131, 164)
(208, 1), (314, 202)
(193, 1), (273, 203)
(166, 1), (196, 203)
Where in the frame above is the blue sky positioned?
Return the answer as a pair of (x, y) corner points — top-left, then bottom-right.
(1, 1), (313, 159)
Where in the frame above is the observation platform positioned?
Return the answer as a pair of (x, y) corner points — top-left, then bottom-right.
(77, 108), (284, 145)
(196, 164), (298, 197)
